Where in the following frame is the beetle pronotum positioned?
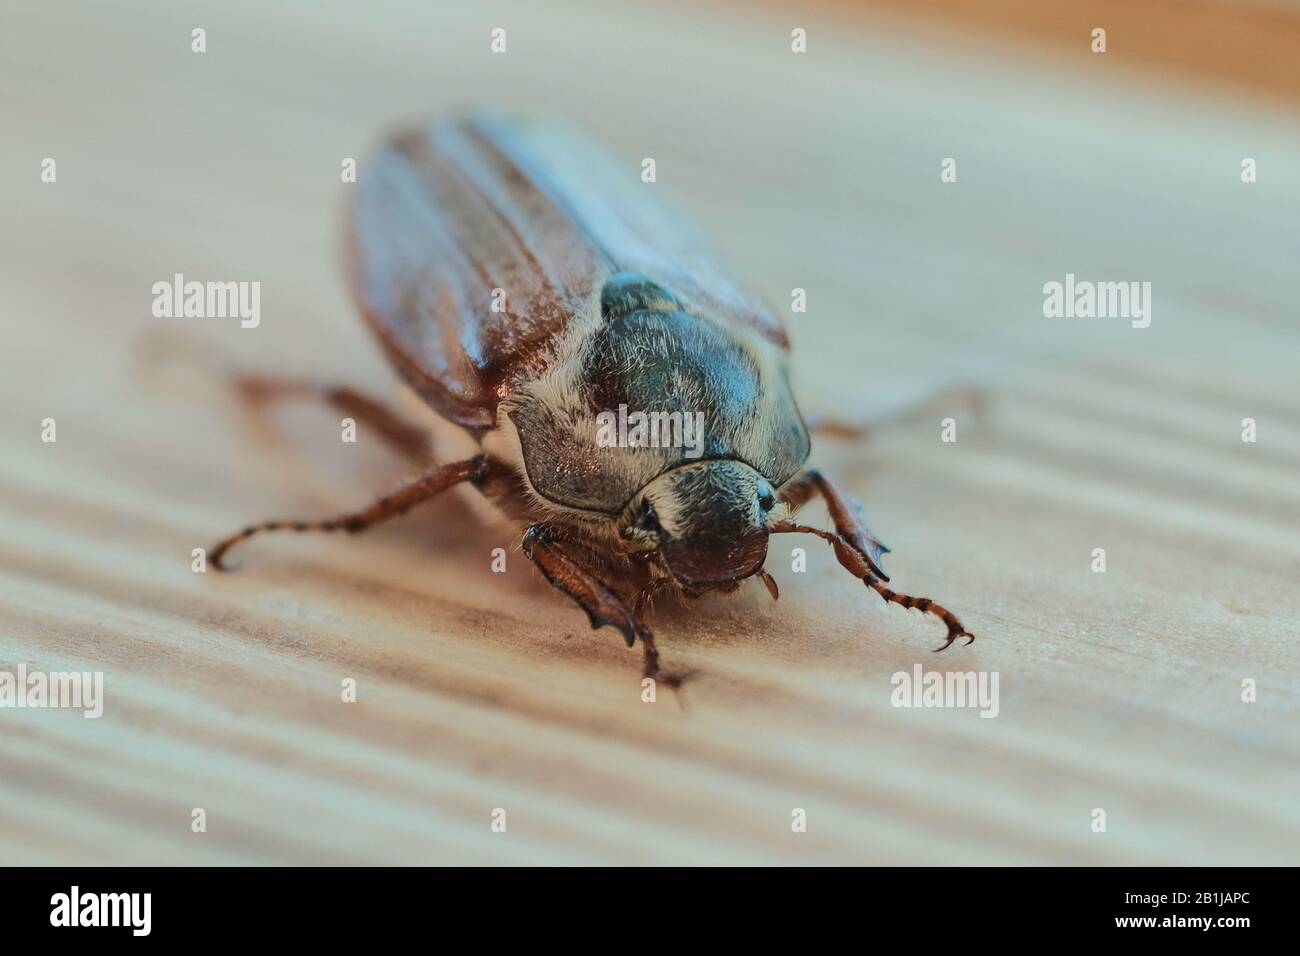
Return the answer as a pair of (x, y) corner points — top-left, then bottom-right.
(210, 115), (974, 685)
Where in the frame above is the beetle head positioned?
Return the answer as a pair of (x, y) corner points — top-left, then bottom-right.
(619, 459), (783, 588)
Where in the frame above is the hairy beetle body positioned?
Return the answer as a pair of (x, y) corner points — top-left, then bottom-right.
(212, 115), (973, 683)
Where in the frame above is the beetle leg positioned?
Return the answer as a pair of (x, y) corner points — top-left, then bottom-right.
(520, 527), (694, 689)
(521, 526), (648, 649)
(867, 580), (974, 652)
(801, 415), (871, 440)
(210, 455), (487, 569)
(774, 470), (974, 650)
(638, 630), (695, 691)
(778, 469), (890, 580)
(143, 334), (434, 463)
(804, 385), (984, 441)
(774, 519), (975, 651)
(234, 375), (433, 463)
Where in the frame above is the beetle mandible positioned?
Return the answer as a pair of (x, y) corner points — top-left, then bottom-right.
(210, 115), (974, 685)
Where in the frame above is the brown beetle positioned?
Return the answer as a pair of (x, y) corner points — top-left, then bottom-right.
(211, 115), (973, 684)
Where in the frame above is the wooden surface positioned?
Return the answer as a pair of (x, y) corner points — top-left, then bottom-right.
(2, 0), (1299, 865)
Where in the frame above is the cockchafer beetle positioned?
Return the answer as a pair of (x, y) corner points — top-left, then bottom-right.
(210, 115), (974, 685)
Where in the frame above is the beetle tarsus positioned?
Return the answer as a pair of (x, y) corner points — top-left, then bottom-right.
(772, 517), (974, 650)
(865, 578), (974, 651)
(642, 632), (696, 708)
(773, 470), (974, 649)
(210, 455), (486, 568)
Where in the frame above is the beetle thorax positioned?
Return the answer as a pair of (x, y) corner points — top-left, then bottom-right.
(501, 280), (809, 519)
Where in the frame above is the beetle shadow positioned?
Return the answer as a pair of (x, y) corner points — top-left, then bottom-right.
(636, 582), (790, 653)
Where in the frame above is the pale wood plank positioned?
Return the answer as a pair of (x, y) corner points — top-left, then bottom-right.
(0, 0), (1297, 865)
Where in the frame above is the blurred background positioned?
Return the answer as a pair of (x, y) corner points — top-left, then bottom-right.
(1, 0), (1297, 865)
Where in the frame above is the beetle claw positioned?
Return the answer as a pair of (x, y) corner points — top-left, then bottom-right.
(933, 624), (975, 653)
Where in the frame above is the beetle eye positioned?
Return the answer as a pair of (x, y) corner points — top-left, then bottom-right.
(757, 482), (777, 513)
(634, 502), (661, 533)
